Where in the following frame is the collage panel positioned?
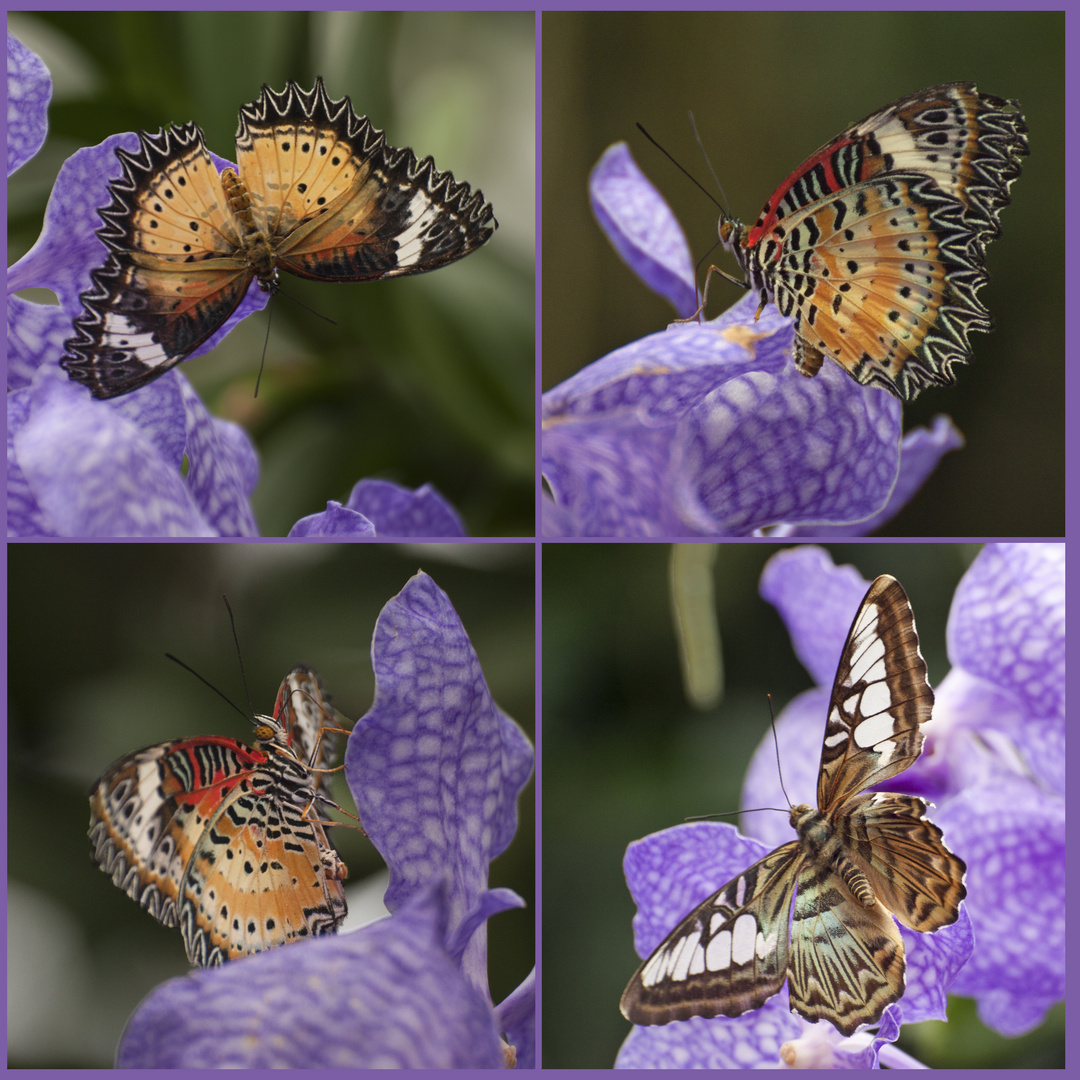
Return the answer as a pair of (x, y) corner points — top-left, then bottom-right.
(543, 542), (1063, 1068)
(9, 9), (534, 539)
(542, 10), (1063, 538)
(8, 542), (534, 1068)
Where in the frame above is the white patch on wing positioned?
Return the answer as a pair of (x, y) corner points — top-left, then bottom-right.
(731, 912), (758, 965)
(669, 930), (702, 981)
(854, 710), (897, 749)
(706, 928), (733, 972)
(859, 680), (893, 721)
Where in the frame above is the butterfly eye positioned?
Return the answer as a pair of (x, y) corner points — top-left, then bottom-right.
(254, 723), (275, 741)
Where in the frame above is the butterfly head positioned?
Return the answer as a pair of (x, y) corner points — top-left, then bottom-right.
(717, 212), (744, 252)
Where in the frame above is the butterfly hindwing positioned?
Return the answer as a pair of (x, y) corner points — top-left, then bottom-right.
(835, 792), (966, 934)
(177, 765), (346, 966)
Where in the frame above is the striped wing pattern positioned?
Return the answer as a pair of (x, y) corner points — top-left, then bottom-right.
(716, 83), (1027, 400)
(88, 667), (348, 966)
(621, 575), (965, 1035)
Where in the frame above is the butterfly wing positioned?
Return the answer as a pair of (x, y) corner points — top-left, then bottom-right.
(787, 854), (905, 1036)
(770, 173), (996, 397)
(62, 124), (256, 398)
(621, 842), (802, 1025)
(234, 78), (496, 283)
(178, 769), (347, 966)
(835, 791), (965, 934)
(274, 664), (342, 808)
(817, 575), (932, 813)
(88, 735), (269, 932)
(736, 83), (1027, 400)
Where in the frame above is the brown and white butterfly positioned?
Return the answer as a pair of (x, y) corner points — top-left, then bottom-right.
(620, 575), (966, 1036)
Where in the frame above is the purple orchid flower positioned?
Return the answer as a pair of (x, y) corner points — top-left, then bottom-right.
(289, 478), (466, 538)
(116, 572), (534, 1068)
(7, 34), (468, 538)
(542, 143), (962, 537)
(622, 543), (1063, 1066)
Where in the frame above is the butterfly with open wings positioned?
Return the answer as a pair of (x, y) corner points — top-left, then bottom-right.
(62, 78), (496, 398)
(621, 575), (966, 1036)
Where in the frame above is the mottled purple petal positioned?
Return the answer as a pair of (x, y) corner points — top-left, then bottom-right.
(759, 545), (869, 686)
(7, 388), (50, 535)
(6, 294), (69, 391)
(345, 572), (533, 986)
(289, 502), (378, 537)
(180, 379), (259, 537)
(894, 910), (973, 1026)
(673, 354), (901, 534)
(9, 134), (141, 311)
(543, 294), (904, 536)
(590, 142), (698, 316)
(774, 415), (964, 536)
(936, 779), (1063, 1035)
(446, 886), (525, 967)
(494, 968), (535, 1069)
(11, 370), (215, 536)
(7, 34), (51, 176)
(947, 542), (1065, 723)
(345, 478), (466, 537)
(117, 880), (504, 1069)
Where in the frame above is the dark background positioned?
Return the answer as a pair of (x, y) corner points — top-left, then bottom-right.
(8, 10), (535, 537)
(7, 542), (534, 1067)
(542, 11), (1064, 537)
(542, 541), (1064, 1068)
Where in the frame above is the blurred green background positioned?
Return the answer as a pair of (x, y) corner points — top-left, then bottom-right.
(8, 10), (535, 537)
(542, 541), (1064, 1068)
(8, 542), (534, 1067)
(542, 12), (1064, 537)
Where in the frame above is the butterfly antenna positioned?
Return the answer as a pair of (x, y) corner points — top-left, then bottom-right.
(636, 122), (723, 211)
(768, 693), (794, 810)
(164, 653), (249, 723)
(253, 299), (274, 398)
(686, 111), (732, 217)
(221, 595), (256, 720)
(684, 694), (791, 824)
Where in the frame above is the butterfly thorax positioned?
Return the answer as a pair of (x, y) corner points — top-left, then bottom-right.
(220, 168), (279, 291)
(791, 803), (876, 910)
(251, 715), (321, 807)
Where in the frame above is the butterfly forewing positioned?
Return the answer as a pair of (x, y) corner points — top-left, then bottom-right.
(621, 842), (801, 1025)
(788, 859), (905, 1035)
(622, 574), (965, 1035)
(818, 575), (931, 811)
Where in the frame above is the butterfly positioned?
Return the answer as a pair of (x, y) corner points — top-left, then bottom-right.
(62, 77), (496, 399)
(620, 575), (966, 1035)
(706, 82), (1028, 400)
(88, 665), (350, 966)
